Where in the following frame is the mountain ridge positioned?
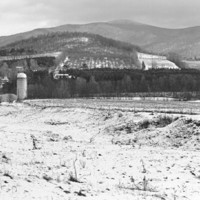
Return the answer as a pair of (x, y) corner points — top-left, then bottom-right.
(1, 19), (200, 59)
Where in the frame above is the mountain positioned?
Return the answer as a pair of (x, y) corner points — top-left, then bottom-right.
(0, 32), (141, 71)
(1, 19), (200, 59)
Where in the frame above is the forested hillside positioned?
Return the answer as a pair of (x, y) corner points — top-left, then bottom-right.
(0, 32), (141, 70)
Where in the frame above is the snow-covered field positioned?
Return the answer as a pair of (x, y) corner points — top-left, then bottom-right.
(0, 99), (200, 200)
(137, 53), (179, 70)
(184, 60), (200, 70)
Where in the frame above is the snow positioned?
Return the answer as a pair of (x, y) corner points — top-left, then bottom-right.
(138, 52), (179, 70)
(0, 100), (200, 199)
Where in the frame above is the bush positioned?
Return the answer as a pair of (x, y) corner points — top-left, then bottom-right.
(139, 119), (151, 129)
(155, 115), (175, 127)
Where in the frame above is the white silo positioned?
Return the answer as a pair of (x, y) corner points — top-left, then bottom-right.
(17, 71), (27, 101)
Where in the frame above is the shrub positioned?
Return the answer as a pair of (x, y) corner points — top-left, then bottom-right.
(139, 119), (151, 129)
(155, 115), (175, 127)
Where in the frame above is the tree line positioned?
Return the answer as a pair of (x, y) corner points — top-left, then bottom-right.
(0, 48), (37, 56)
(3, 68), (200, 100)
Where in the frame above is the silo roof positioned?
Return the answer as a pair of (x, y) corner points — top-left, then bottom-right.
(17, 73), (27, 78)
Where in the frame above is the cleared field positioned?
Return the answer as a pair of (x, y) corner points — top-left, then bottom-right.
(0, 99), (200, 200)
(184, 60), (200, 70)
(137, 53), (179, 70)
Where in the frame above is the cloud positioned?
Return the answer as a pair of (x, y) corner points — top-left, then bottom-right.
(0, 0), (200, 35)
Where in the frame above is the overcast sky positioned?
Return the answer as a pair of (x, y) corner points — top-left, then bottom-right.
(0, 0), (200, 36)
